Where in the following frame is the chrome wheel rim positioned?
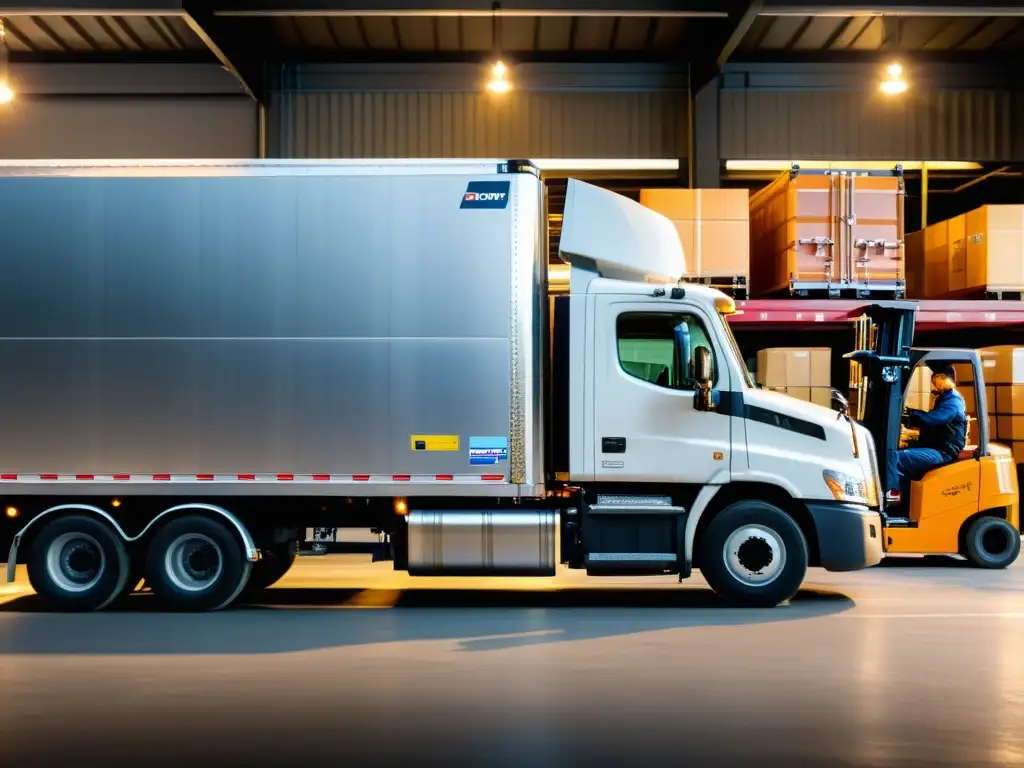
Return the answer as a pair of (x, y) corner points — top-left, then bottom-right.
(46, 532), (105, 593)
(723, 524), (786, 587)
(164, 533), (223, 592)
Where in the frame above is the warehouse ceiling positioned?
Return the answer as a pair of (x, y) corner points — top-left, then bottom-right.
(739, 14), (1024, 56)
(2, 1), (1023, 102)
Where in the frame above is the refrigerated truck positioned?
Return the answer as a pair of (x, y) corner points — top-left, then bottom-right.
(0, 159), (883, 612)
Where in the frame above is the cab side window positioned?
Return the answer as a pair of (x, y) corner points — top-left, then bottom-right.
(617, 312), (716, 390)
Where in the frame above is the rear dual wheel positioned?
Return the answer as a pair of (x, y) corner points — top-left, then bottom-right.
(27, 515), (131, 612)
(145, 516), (252, 612)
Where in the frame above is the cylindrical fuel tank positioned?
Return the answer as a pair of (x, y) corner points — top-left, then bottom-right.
(407, 509), (557, 576)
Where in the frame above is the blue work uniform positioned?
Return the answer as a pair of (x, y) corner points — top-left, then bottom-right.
(886, 388), (968, 497)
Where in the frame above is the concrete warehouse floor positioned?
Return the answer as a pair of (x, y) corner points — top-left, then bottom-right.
(0, 556), (1021, 768)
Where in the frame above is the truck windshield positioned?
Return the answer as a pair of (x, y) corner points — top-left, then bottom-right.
(720, 313), (753, 389)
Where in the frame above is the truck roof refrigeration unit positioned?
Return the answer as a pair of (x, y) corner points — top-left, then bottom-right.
(0, 159), (883, 612)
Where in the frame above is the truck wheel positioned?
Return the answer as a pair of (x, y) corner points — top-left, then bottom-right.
(239, 542), (297, 600)
(963, 516), (1021, 569)
(698, 501), (808, 608)
(145, 516), (252, 611)
(27, 515), (130, 612)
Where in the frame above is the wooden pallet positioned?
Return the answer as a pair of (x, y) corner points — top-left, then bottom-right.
(681, 275), (748, 300)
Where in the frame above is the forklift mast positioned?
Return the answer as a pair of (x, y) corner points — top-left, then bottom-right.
(845, 301), (918, 494)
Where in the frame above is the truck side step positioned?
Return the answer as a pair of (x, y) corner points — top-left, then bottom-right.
(882, 516), (914, 528)
(590, 495), (684, 515)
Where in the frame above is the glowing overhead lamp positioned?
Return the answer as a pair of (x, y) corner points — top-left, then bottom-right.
(880, 61), (908, 96)
(487, 59), (512, 94)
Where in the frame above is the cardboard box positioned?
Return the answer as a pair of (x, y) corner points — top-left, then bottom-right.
(671, 219), (750, 277)
(640, 188), (749, 222)
(966, 204), (1024, 292)
(756, 348), (831, 388)
(925, 221), (949, 298)
(948, 214), (967, 294)
(960, 384), (976, 414)
(995, 384), (1024, 414)
(905, 228), (926, 298)
(784, 386), (811, 402)
(980, 347), (1024, 385)
(997, 415), (1024, 441)
(810, 387), (833, 408)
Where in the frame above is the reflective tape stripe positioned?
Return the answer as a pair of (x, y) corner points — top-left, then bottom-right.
(0, 473), (507, 483)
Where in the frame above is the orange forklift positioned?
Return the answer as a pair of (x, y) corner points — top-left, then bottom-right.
(845, 303), (1021, 568)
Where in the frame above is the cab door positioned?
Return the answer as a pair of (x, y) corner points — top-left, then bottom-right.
(591, 298), (738, 484)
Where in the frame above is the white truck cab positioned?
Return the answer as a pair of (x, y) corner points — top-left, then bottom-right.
(554, 179), (884, 605)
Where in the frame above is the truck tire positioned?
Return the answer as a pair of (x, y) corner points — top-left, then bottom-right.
(27, 515), (130, 612)
(145, 515), (252, 612)
(239, 542), (297, 600)
(698, 500), (808, 608)
(963, 516), (1021, 569)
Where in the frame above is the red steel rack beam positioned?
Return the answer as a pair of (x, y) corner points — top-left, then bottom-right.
(729, 300), (1024, 330)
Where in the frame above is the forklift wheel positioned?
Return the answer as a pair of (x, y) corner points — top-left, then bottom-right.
(963, 516), (1021, 570)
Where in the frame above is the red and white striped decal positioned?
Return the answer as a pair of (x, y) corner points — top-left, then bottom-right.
(0, 473), (506, 483)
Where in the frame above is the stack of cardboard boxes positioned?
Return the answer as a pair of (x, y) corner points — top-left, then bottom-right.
(756, 348), (832, 407)
(903, 205), (1024, 298)
(981, 346), (1024, 463)
(638, 189), (750, 280)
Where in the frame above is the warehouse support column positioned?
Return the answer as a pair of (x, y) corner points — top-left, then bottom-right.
(691, 78), (720, 189)
(921, 166), (929, 228)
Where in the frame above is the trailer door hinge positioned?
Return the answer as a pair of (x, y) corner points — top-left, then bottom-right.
(798, 236), (834, 260)
(854, 238), (902, 260)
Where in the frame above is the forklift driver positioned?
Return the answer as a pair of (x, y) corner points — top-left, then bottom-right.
(886, 363), (967, 506)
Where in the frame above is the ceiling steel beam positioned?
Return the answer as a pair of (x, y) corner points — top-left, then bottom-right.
(182, 2), (267, 102)
(688, 0), (764, 94)
(0, 1), (184, 13)
(211, 1), (727, 17)
(717, 0), (763, 68)
(761, 0), (1024, 16)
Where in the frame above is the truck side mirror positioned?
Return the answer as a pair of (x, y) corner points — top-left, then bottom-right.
(694, 346), (712, 388)
(831, 389), (850, 416)
(693, 347), (714, 412)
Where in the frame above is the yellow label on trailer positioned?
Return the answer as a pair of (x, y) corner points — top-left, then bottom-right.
(410, 435), (460, 452)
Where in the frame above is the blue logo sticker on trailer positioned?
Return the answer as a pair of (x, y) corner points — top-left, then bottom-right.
(469, 436), (509, 465)
(461, 181), (511, 210)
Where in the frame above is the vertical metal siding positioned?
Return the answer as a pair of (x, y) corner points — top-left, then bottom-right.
(0, 97), (257, 159)
(270, 91), (686, 159)
(720, 89), (1016, 162)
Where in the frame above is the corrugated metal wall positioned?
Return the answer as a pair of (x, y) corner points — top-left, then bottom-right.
(1, 98), (257, 159)
(268, 64), (688, 159)
(272, 91), (684, 158)
(1, 64), (257, 159)
(721, 89), (1015, 161)
(720, 64), (1023, 162)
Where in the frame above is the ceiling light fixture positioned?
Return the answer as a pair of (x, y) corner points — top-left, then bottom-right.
(880, 61), (908, 96)
(485, 2), (511, 94)
(487, 60), (512, 94)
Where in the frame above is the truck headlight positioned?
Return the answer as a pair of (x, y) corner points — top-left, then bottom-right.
(823, 469), (869, 505)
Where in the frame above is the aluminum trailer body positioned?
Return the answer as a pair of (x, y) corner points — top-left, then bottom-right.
(0, 159), (884, 613)
(0, 159), (545, 499)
